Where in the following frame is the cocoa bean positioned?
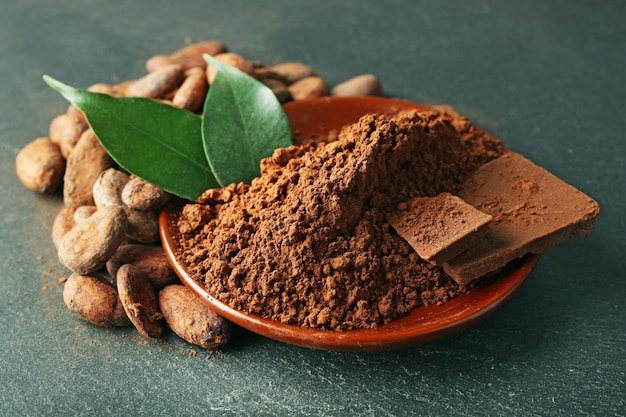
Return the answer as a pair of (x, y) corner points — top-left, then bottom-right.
(172, 67), (208, 112)
(287, 76), (328, 100)
(113, 80), (134, 97)
(52, 205), (77, 250)
(121, 176), (172, 211)
(73, 205), (97, 223)
(126, 64), (184, 99)
(331, 74), (383, 97)
(49, 113), (88, 159)
(106, 244), (179, 291)
(145, 54), (177, 72)
(15, 137), (65, 193)
(92, 168), (130, 208)
(253, 66), (288, 84)
(126, 208), (160, 244)
(261, 78), (292, 104)
(159, 285), (231, 348)
(168, 40), (227, 70)
(117, 264), (164, 339)
(58, 205), (128, 274)
(87, 82), (116, 95)
(66, 104), (87, 127)
(206, 52), (254, 84)
(63, 129), (115, 207)
(63, 272), (130, 327)
(269, 62), (317, 84)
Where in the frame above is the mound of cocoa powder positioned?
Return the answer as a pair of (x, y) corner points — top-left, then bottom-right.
(175, 109), (506, 330)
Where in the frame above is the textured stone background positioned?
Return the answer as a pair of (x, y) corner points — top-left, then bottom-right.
(1, 1), (623, 415)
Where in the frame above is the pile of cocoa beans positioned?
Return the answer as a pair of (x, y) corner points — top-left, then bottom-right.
(15, 40), (383, 349)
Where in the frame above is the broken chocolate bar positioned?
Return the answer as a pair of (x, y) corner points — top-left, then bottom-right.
(442, 152), (601, 285)
(388, 192), (493, 264)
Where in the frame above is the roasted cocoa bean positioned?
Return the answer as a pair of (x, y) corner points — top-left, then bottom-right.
(287, 76), (328, 100)
(106, 244), (179, 291)
(126, 64), (184, 99)
(63, 272), (130, 327)
(73, 205), (97, 223)
(117, 264), (164, 339)
(52, 205), (77, 250)
(145, 41), (228, 72)
(126, 208), (160, 244)
(206, 52), (254, 83)
(269, 62), (316, 84)
(121, 176), (172, 211)
(159, 285), (231, 348)
(58, 205), (128, 274)
(49, 113), (88, 159)
(172, 67), (208, 112)
(113, 79), (134, 97)
(145, 54), (178, 72)
(66, 104), (87, 127)
(92, 168), (130, 208)
(168, 40), (227, 70)
(331, 74), (383, 97)
(63, 129), (115, 207)
(15, 137), (65, 193)
(87, 82), (116, 95)
(261, 78), (292, 103)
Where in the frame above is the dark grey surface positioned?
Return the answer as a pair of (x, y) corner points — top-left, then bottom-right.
(1, 1), (624, 416)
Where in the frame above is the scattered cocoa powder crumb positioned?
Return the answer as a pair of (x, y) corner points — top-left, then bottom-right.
(205, 350), (222, 361)
(176, 110), (506, 330)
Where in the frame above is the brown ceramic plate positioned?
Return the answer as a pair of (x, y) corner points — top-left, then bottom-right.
(159, 96), (539, 351)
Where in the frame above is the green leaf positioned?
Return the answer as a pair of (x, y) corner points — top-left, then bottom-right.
(43, 75), (219, 200)
(202, 54), (292, 187)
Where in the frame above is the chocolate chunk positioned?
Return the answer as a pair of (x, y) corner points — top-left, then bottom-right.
(388, 192), (493, 264)
(442, 152), (601, 285)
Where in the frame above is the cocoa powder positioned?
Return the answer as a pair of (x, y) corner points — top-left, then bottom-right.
(176, 109), (506, 330)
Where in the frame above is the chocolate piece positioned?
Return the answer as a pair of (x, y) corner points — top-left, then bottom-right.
(442, 152), (601, 285)
(388, 192), (493, 264)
